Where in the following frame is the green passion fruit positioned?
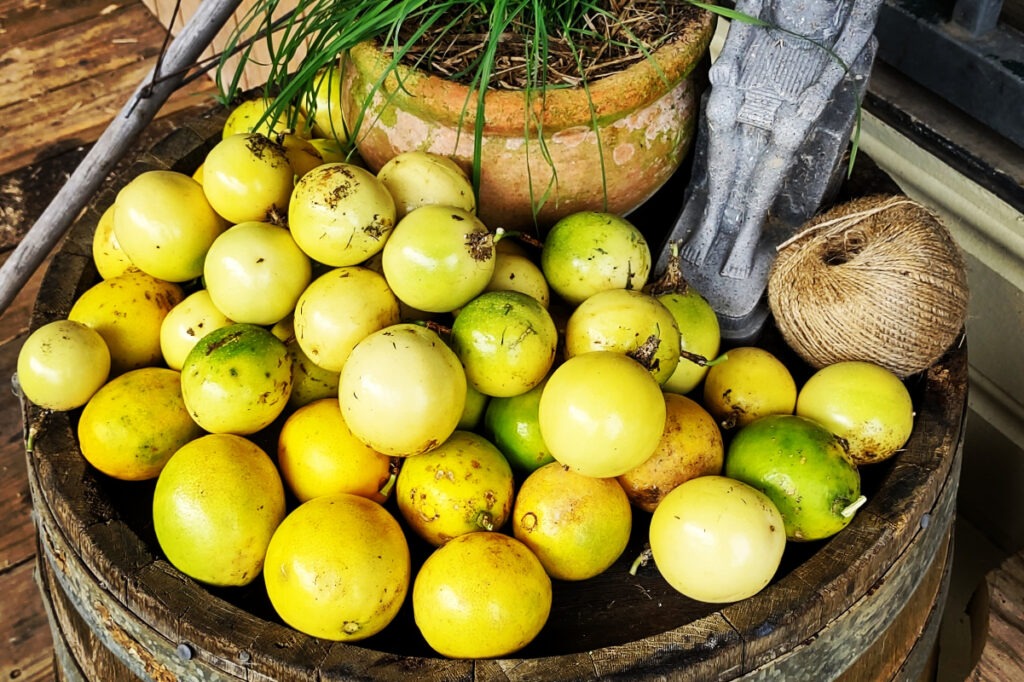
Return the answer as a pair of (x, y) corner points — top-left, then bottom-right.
(451, 290), (558, 398)
(180, 323), (292, 435)
(724, 414), (865, 542)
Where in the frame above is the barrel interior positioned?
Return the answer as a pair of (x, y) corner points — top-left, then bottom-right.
(22, 100), (969, 680)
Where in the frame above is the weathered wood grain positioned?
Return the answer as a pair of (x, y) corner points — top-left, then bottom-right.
(0, 251), (51, 682)
(0, 0), (219, 177)
(970, 552), (1024, 681)
(0, 559), (54, 682)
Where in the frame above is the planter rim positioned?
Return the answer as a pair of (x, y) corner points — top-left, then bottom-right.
(344, 11), (716, 134)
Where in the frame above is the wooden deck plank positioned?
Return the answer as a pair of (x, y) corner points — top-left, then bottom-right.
(0, 2), (219, 680)
(0, 559), (54, 682)
(969, 552), (1024, 681)
(0, 245), (51, 682)
(0, 0), (220, 176)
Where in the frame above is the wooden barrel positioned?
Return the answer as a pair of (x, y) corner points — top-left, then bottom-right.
(22, 101), (969, 681)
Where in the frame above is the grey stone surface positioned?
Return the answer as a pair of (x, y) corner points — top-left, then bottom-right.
(657, 0), (884, 342)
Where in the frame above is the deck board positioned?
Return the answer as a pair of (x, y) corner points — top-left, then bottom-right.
(0, 1), (218, 679)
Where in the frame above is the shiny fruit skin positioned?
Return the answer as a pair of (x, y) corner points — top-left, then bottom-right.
(485, 251), (550, 308)
(180, 323), (292, 435)
(304, 66), (348, 141)
(277, 398), (395, 503)
(396, 430), (515, 546)
(512, 462), (632, 581)
(564, 288), (681, 385)
(702, 346), (797, 430)
(78, 367), (203, 481)
(202, 133), (294, 224)
(376, 150), (476, 219)
(159, 289), (234, 371)
(203, 221), (312, 326)
(796, 360), (914, 465)
(289, 162), (396, 266)
(292, 266), (400, 373)
(539, 351), (666, 478)
(279, 133), (324, 178)
(658, 286), (721, 395)
(483, 378), (556, 472)
(457, 381), (489, 430)
(412, 532), (551, 659)
(17, 319), (110, 411)
(153, 433), (286, 587)
(617, 393), (724, 513)
(264, 493), (411, 641)
(68, 268), (184, 375)
(450, 290), (558, 398)
(92, 204), (133, 280)
(339, 324), (466, 457)
(649, 475), (786, 603)
(223, 97), (312, 138)
(112, 170), (228, 282)
(285, 338), (341, 409)
(382, 204), (495, 313)
(540, 211), (651, 306)
(725, 414), (864, 541)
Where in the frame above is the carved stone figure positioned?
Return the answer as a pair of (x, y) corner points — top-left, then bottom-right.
(658, 0), (884, 341)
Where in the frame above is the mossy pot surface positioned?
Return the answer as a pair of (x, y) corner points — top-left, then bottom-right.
(339, 12), (717, 232)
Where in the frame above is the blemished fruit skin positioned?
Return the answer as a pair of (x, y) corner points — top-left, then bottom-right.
(412, 531), (552, 658)
(395, 430), (515, 546)
(68, 268), (184, 375)
(152, 433), (286, 587)
(263, 493), (410, 641)
(617, 392), (724, 513)
(540, 211), (651, 306)
(180, 323), (292, 435)
(796, 360), (915, 465)
(724, 414), (864, 542)
(78, 367), (204, 481)
(702, 346), (797, 430)
(649, 475), (786, 603)
(512, 462), (632, 581)
(657, 286), (721, 395)
(451, 290), (558, 398)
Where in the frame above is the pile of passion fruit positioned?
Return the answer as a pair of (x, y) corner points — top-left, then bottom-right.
(17, 91), (915, 659)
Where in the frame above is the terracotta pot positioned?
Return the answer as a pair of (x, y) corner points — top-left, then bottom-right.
(339, 15), (716, 232)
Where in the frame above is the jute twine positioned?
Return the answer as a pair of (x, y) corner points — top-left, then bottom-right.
(767, 194), (969, 378)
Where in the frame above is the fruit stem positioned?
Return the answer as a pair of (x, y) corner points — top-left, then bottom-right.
(840, 494), (868, 518)
(413, 319), (453, 339)
(494, 227), (543, 250)
(475, 511), (495, 531)
(645, 240), (690, 297)
(25, 424), (37, 454)
(628, 546), (653, 576)
(378, 469), (398, 500)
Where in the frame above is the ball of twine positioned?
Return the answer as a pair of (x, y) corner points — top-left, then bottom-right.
(767, 194), (969, 378)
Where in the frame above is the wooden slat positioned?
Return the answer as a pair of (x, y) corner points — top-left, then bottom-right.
(970, 552), (1024, 681)
(0, 557), (54, 682)
(0, 0), (219, 176)
(0, 0), (124, 48)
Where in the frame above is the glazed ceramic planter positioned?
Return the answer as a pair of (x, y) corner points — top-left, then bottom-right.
(339, 14), (716, 232)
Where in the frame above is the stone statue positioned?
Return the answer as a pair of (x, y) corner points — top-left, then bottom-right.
(657, 0), (884, 341)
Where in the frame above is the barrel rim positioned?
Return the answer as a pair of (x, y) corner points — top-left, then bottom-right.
(21, 100), (970, 680)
